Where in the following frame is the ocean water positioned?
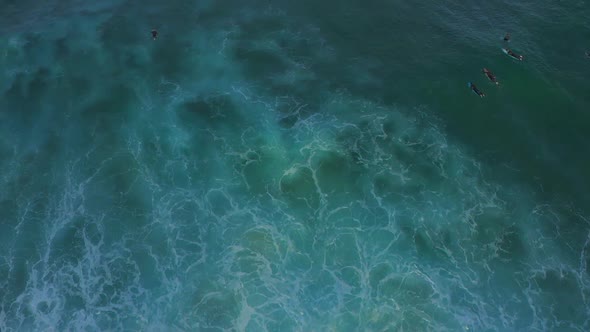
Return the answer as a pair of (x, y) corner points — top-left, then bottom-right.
(1, 0), (590, 330)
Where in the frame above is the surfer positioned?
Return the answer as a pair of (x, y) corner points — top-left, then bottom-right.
(504, 48), (523, 60)
(586, 51), (590, 58)
(482, 68), (499, 85)
(468, 82), (485, 97)
(503, 33), (510, 42)
(151, 29), (158, 40)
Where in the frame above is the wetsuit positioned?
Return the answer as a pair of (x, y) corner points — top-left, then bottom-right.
(483, 68), (498, 84)
(507, 49), (523, 60)
(468, 83), (485, 97)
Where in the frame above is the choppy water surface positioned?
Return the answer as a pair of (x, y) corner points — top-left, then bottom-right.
(1, 0), (589, 330)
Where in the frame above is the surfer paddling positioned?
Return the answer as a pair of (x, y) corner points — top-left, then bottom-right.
(468, 82), (485, 97)
(482, 68), (499, 85)
(503, 48), (524, 60)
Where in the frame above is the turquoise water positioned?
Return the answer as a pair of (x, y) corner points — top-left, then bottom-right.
(1, 0), (590, 330)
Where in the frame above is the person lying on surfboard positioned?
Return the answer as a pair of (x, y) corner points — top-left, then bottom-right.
(504, 48), (523, 60)
(151, 29), (158, 40)
(468, 82), (485, 97)
(482, 68), (499, 85)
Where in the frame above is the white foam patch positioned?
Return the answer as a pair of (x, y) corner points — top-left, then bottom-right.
(192, 88), (590, 331)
